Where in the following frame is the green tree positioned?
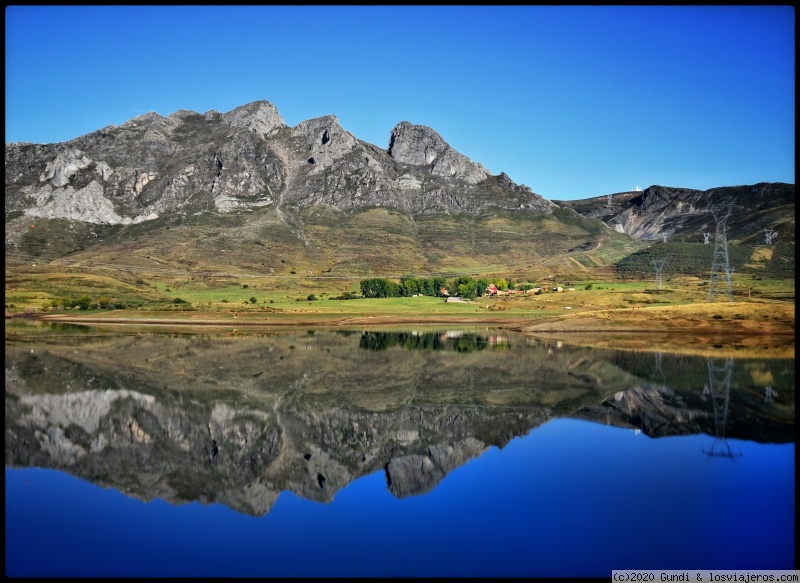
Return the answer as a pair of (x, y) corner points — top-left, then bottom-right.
(449, 276), (477, 298)
(458, 281), (478, 299)
(360, 278), (400, 298)
(400, 275), (422, 296)
(75, 296), (92, 310)
(360, 278), (381, 298)
(421, 276), (447, 297)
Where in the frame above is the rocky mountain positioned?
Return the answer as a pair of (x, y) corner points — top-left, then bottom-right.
(4, 100), (553, 225)
(4, 100), (793, 282)
(555, 182), (795, 245)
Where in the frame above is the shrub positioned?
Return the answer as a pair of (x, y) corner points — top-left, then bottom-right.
(249, 297), (257, 304)
(330, 291), (357, 300)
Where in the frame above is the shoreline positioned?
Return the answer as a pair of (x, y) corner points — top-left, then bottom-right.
(14, 312), (797, 336)
(7, 309), (794, 359)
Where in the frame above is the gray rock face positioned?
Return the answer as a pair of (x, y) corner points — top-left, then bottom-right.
(222, 100), (285, 137)
(555, 182), (795, 243)
(5, 100), (553, 229)
(39, 148), (93, 187)
(22, 180), (130, 224)
(293, 115), (360, 172)
(388, 121), (490, 185)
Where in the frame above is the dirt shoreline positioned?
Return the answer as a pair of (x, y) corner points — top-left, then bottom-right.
(10, 308), (793, 359)
(23, 313), (797, 335)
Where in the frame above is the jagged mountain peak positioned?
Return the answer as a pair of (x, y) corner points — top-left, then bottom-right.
(388, 121), (490, 185)
(291, 114), (361, 172)
(5, 98), (556, 232)
(121, 111), (168, 126)
(167, 109), (197, 120)
(222, 100), (285, 136)
(293, 114), (348, 139)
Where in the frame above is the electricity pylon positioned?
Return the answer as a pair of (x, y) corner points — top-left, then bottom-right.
(707, 200), (737, 302)
(702, 357), (742, 460)
(764, 228), (777, 245)
(651, 258), (667, 289)
(651, 351), (665, 380)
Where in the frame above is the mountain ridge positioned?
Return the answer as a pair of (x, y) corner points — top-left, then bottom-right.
(555, 181), (795, 244)
(5, 99), (794, 283)
(5, 99), (554, 228)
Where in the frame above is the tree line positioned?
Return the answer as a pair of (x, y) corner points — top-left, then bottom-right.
(359, 275), (515, 299)
(359, 331), (490, 352)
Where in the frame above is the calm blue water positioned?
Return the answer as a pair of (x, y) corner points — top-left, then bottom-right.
(4, 325), (795, 577)
(6, 419), (794, 577)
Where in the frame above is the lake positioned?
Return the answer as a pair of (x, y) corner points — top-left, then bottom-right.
(4, 321), (795, 577)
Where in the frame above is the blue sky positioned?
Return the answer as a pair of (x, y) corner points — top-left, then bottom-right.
(5, 5), (795, 201)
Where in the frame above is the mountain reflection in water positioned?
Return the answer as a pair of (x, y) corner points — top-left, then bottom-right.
(5, 324), (795, 576)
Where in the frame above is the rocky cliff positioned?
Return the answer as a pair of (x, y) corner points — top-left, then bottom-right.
(5, 100), (554, 229)
(5, 100), (793, 282)
(555, 182), (795, 244)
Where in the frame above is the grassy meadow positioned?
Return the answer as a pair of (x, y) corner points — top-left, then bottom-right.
(5, 206), (794, 357)
(5, 265), (793, 321)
